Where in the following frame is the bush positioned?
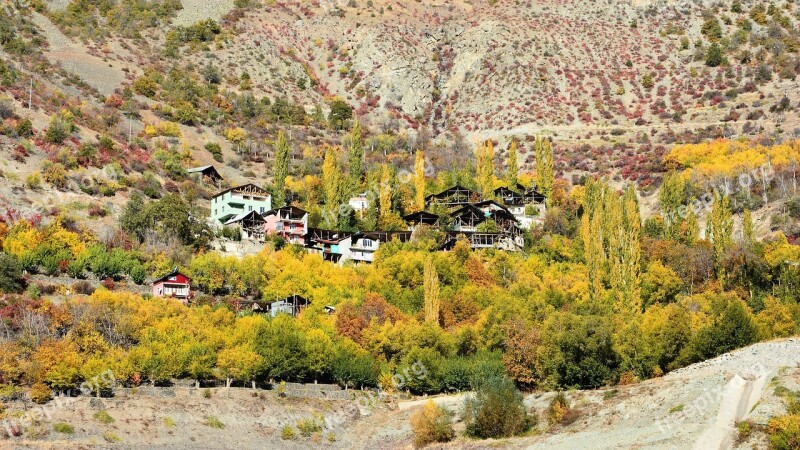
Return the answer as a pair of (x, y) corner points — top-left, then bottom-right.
(25, 172), (41, 190)
(94, 410), (114, 424)
(768, 414), (800, 450)
(30, 382), (52, 404)
(53, 422), (75, 434)
(103, 431), (121, 443)
(205, 416), (224, 429)
(72, 280), (95, 295)
(281, 425), (296, 440)
(463, 377), (531, 439)
(548, 392), (578, 426)
(296, 416), (323, 437)
(410, 400), (455, 448)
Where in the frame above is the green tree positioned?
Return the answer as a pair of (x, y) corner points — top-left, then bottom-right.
(322, 146), (342, 228)
(659, 172), (686, 239)
(273, 131), (290, 207)
(253, 315), (308, 381)
(328, 98), (353, 130)
(463, 377), (531, 438)
(0, 253), (24, 293)
(705, 43), (726, 67)
(346, 121), (364, 196)
(709, 192), (733, 281)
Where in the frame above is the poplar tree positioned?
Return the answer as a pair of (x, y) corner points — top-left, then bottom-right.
(414, 150), (426, 211)
(659, 172), (685, 239)
(506, 140), (519, 188)
(423, 256), (440, 325)
(709, 191), (733, 282)
(273, 131), (290, 207)
(743, 209), (755, 245)
(378, 164), (393, 218)
(476, 140), (495, 197)
(347, 121), (364, 195)
(322, 146), (342, 228)
(534, 136), (554, 205)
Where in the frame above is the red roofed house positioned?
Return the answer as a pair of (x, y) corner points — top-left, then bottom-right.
(152, 269), (191, 303)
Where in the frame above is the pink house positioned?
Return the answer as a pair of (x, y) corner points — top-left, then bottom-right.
(264, 205), (308, 245)
(152, 269), (191, 303)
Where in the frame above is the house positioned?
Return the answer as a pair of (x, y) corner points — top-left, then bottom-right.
(348, 193), (370, 212)
(305, 228), (353, 263)
(440, 232), (523, 252)
(251, 295), (310, 317)
(152, 269), (191, 303)
(493, 185), (547, 229)
(349, 231), (412, 263)
(224, 210), (266, 240)
(402, 211), (440, 230)
(450, 204), (488, 232)
(187, 165), (223, 187)
(264, 205), (309, 245)
(210, 184), (272, 226)
(425, 185), (483, 209)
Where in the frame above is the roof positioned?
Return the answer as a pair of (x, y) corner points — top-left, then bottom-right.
(224, 210), (265, 225)
(264, 205), (308, 220)
(153, 268), (190, 284)
(474, 199), (511, 212)
(402, 210), (440, 223)
(424, 185), (482, 203)
(353, 231), (413, 243)
(187, 165), (222, 180)
(307, 228), (353, 244)
(212, 183), (270, 199)
(450, 204), (488, 219)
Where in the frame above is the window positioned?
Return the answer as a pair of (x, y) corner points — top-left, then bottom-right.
(260, 207), (265, 213)
(248, 205), (253, 211)
(364, 239), (373, 248)
(214, 209), (217, 215)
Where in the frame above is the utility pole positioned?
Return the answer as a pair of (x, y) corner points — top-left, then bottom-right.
(28, 77), (32, 110)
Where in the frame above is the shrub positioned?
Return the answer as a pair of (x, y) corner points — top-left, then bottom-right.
(296, 416), (323, 437)
(25, 172), (41, 189)
(410, 400), (455, 448)
(103, 431), (121, 443)
(768, 414), (800, 450)
(205, 416), (224, 429)
(72, 280), (94, 295)
(163, 416), (175, 427)
(547, 392), (578, 426)
(53, 422), (75, 434)
(281, 425), (296, 440)
(93, 410), (114, 424)
(30, 382), (52, 404)
(463, 377), (530, 439)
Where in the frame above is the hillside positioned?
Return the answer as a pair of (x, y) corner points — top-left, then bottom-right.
(3, 339), (798, 449)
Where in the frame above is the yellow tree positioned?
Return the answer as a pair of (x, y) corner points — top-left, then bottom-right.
(378, 164), (393, 218)
(423, 256), (440, 325)
(709, 191), (733, 282)
(322, 146), (342, 228)
(476, 140), (495, 197)
(506, 140), (519, 187)
(414, 150), (426, 211)
(534, 136), (554, 204)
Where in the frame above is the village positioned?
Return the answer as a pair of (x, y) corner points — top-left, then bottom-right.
(155, 164), (549, 315)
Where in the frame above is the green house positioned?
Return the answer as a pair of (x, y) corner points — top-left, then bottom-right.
(211, 183), (272, 226)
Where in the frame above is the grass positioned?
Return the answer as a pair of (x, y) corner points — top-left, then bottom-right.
(205, 416), (224, 429)
(669, 404), (685, 413)
(163, 416), (175, 427)
(53, 422), (75, 434)
(603, 389), (618, 400)
(93, 410), (114, 424)
(103, 431), (121, 442)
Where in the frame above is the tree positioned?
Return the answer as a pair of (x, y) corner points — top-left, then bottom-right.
(705, 43), (726, 67)
(322, 146), (343, 228)
(273, 131), (290, 207)
(423, 256), (440, 325)
(253, 315), (308, 381)
(743, 209), (755, 246)
(328, 98), (353, 130)
(304, 329), (334, 383)
(414, 150), (426, 211)
(502, 319), (542, 389)
(346, 121), (364, 196)
(659, 172), (686, 239)
(506, 140), (519, 187)
(216, 345), (262, 388)
(0, 253), (24, 293)
(476, 140), (495, 197)
(709, 192), (733, 282)
(410, 400), (455, 448)
(535, 136), (554, 205)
